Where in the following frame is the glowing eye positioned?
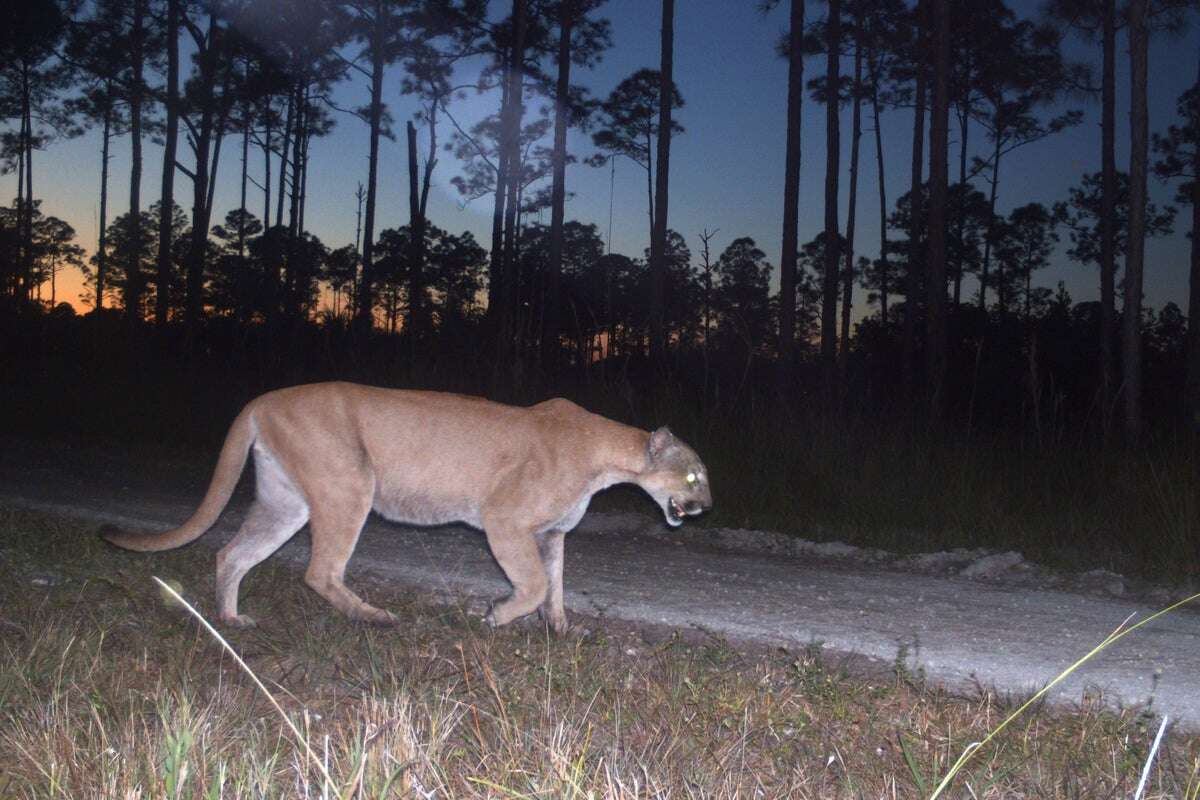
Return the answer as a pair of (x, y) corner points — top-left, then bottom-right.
(686, 472), (697, 484)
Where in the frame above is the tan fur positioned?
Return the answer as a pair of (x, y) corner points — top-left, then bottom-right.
(102, 382), (712, 633)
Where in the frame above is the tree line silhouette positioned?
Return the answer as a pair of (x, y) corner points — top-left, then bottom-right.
(2, 0), (1199, 443)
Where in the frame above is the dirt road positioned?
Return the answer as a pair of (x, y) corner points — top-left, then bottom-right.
(3, 444), (1198, 729)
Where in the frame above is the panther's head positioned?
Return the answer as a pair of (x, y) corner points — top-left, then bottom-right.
(639, 427), (712, 527)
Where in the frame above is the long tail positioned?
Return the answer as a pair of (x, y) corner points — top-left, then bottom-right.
(101, 405), (257, 552)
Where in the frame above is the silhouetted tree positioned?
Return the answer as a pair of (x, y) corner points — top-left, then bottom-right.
(762, 0), (804, 384)
(926, 0), (950, 414)
(1124, 0), (1149, 442)
(1154, 79), (1200, 420)
(0, 200), (83, 307)
(0, 0), (71, 303)
(713, 236), (773, 355)
(1044, 0), (1122, 411)
(63, 7), (131, 311)
(589, 69), (684, 256)
(969, 13), (1078, 311)
(820, 0), (842, 392)
(988, 202), (1058, 318)
(157, 0), (180, 327)
(648, 0), (676, 363)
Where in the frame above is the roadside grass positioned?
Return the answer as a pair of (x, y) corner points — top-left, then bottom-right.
(2, 508), (1199, 798)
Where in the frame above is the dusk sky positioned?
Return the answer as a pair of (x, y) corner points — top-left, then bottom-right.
(7, 0), (1200, 317)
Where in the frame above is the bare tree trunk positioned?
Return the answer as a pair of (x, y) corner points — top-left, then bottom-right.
(275, 88), (293, 229)
(926, 0), (950, 416)
(239, 99), (249, 259)
(22, 73), (34, 302)
(649, 0), (675, 363)
(778, 0), (804, 383)
(497, 0), (527, 372)
(1123, 0), (1149, 444)
(978, 136), (1000, 310)
(645, 127), (654, 239)
(1188, 158), (1200, 422)
(870, 57), (888, 325)
(356, 10), (386, 329)
(1188, 56), (1200, 422)
(206, 111), (227, 226)
(840, 31), (863, 381)
(285, 84), (304, 316)
(953, 98), (969, 307)
(157, 0), (179, 327)
(97, 98), (112, 310)
(1100, 0), (1117, 417)
(544, 0), (574, 371)
(186, 12), (218, 335)
(820, 0), (841, 394)
(487, 76), (510, 329)
(903, 0), (926, 401)
(407, 120), (426, 340)
(13, 99), (25, 299)
(262, 102), (272, 228)
(126, 0), (146, 323)
(297, 94), (308, 235)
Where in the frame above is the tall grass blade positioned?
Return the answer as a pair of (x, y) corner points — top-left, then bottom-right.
(928, 592), (1200, 800)
(151, 575), (345, 800)
(1134, 715), (1170, 800)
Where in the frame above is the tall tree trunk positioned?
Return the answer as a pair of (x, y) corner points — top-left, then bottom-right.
(296, 95), (308, 235)
(544, 0), (574, 371)
(21, 73), (34, 302)
(1099, 0), (1117, 416)
(1188, 148), (1200, 422)
(870, 56), (888, 325)
(487, 75), (511, 329)
(644, 126), (654, 240)
(820, 0), (841, 393)
(97, 99), (111, 309)
(903, 0), (926, 401)
(239, 99), (249, 259)
(355, 10), (384, 328)
(157, 0), (179, 327)
(778, 0), (804, 382)
(284, 84), (304, 317)
(287, 85), (303, 239)
(1188, 59), (1200, 423)
(407, 120), (426, 340)
(126, 0), (146, 323)
(275, 88), (293, 229)
(262, 101), (272, 229)
(1123, 0), (1149, 444)
(497, 0), (527, 371)
(926, 0), (950, 416)
(13, 100), (25, 299)
(649, 0), (675, 363)
(978, 136), (1000, 310)
(953, 98), (969, 307)
(206, 110), (227, 226)
(840, 31), (863, 381)
(187, 18), (216, 335)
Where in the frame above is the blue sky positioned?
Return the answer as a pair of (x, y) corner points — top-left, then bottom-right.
(9, 0), (1200, 316)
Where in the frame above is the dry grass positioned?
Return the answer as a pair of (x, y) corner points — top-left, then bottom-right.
(1, 506), (1198, 799)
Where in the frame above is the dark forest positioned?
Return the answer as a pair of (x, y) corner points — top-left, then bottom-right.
(5, 0), (1198, 576)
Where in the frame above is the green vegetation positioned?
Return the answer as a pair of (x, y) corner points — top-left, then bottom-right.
(1, 508), (1198, 798)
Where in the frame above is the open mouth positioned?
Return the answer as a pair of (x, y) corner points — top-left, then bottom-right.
(667, 497), (684, 524)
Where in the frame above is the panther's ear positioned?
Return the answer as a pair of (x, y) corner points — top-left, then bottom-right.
(647, 426), (675, 461)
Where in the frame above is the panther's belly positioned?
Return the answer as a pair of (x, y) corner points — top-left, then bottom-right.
(372, 488), (481, 529)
